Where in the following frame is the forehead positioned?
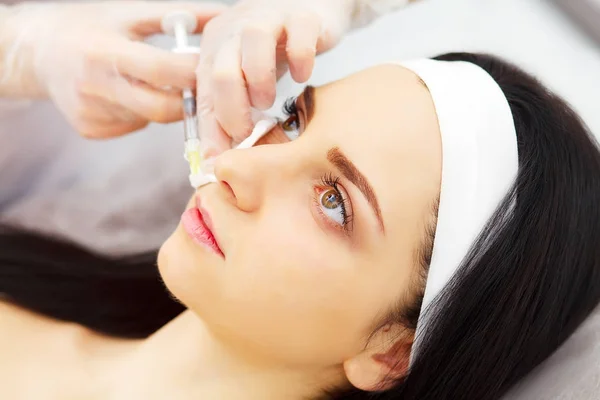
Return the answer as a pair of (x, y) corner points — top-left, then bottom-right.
(309, 65), (442, 247)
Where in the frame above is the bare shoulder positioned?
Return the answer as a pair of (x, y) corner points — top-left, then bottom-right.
(0, 299), (89, 358)
(0, 299), (63, 365)
(0, 299), (62, 336)
(0, 300), (83, 399)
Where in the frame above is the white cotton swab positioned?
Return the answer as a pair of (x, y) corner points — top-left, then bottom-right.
(235, 119), (279, 150)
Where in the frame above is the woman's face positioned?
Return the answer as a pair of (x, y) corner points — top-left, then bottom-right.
(158, 65), (442, 367)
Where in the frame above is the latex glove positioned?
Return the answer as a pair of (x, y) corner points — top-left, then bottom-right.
(2, 1), (226, 138)
(196, 0), (357, 157)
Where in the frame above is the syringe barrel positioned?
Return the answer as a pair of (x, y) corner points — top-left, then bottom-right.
(182, 93), (199, 141)
(183, 113), (199, 142)
(183, 94), (196, 115)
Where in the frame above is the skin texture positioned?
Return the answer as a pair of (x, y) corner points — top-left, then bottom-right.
(0, 64), (442, 399)
(159, 64), (442, 388)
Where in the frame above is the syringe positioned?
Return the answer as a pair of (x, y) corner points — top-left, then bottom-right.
(161, 11), (215, 188)
(182, 88), (201, 177)
(161, 11), (279, 187)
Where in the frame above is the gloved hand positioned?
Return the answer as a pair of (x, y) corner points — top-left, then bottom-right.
(2, 1), (226, 138)
(196, 0), (358, 157)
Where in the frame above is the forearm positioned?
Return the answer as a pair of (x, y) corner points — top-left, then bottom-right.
(0, 3), (46, 98)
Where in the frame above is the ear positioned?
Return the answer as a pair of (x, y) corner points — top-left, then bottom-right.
(343, 323), (413, 391)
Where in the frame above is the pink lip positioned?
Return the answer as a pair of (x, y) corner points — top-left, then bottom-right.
(181, 197), (224, 258)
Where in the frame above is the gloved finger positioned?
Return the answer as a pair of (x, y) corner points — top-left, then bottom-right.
(89, 78), (184, 124)
(75, 92), (140, 123)
(200, 112), (232, 159)
(120, 1), (228, 36)
(115, 41), (199, 90)
(122, 86), (184, 124)
(196, 57), (231, 158)
(240, 20), (283, 110)
(77, 118), (149, 140)
(285, 12), (320, 83)
(211, 35), (254, 143)
(275, 45), (291, 80)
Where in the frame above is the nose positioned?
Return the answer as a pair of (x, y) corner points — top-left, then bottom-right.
(213, 145), (301, 212)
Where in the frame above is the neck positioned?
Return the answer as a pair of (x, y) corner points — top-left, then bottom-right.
(102, 311), (344, 400)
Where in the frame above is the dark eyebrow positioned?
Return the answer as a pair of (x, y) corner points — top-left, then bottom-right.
(327, 147), (385, 233)
(299, 85), (315, 122)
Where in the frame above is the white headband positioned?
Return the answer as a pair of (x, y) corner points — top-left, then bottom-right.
(391, 59), (519, 358)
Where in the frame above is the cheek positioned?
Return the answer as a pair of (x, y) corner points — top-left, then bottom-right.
(212, 211), (377, 359)
(227, 227), (341, 305)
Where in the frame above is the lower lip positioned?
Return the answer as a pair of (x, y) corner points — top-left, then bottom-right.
(181, 208), (224, 257)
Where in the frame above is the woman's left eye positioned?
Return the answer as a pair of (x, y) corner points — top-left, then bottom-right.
(281, 114), (301, 141)
(279, 97), (302, 141)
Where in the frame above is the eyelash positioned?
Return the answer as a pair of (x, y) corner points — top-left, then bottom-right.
(282, 96), (298, 117)
(316, 173), (354, 234)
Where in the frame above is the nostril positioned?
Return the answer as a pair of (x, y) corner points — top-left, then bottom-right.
(219, 179), (236, 201)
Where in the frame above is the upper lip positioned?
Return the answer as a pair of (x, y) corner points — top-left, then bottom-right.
(196, 196), (224, 256)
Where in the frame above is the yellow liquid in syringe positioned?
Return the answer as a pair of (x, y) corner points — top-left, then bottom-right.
(186, 147), (202, 176)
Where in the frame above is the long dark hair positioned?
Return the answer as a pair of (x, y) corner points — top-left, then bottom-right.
(1, 53), (600, 400)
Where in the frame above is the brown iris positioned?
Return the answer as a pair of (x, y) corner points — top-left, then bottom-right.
(281, 114), (299, 132)
(321, 189), (341, 209)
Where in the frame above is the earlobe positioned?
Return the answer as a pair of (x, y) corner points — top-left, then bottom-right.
(343, 324), (413, 391)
